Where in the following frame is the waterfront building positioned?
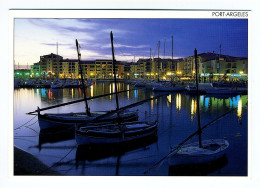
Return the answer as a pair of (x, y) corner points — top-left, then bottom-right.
(30, 63), (40, 78)
(60, 59), (79, 79)
(94, 60), (124, 79)
(176, 52), (248, 82)
(151, 58), (183, 80)
(27, 52), (247, 81)
(38, 53), (63, 79)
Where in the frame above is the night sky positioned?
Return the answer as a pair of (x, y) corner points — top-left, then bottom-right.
(14, 18), (248, 65)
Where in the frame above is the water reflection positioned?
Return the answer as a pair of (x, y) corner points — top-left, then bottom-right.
(13, 83), (248, 176)
(237, 98), (242, 121)
(191, 99), (197, 121)
(176, 93), (181, 111)
(167, 94), (172, 108)
(90, 85), (94, 97)
(168, 155), (228, 176)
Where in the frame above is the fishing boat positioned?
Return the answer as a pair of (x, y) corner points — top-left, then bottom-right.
(168, 49), (229, 167)
(168, 139), (229, 166)
(75, 121), (158, 146)
(145, 49), (230, 175)
(28, 39), (138, 130)
(38, 110), (138, 130)
(75, 31), (159, 146)
(153, 84), (185, 92)
(205, 87), (243, 95)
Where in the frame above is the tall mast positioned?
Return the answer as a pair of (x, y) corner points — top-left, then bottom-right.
(76, 39), (91, 116)
(110, 31), (120, 112)
(157, 41), (160, 82)
(164, 39), (165, 59)
(57, 42), (59, 79)
(194, 48), (202, 148)
(172, 36), (174, 71)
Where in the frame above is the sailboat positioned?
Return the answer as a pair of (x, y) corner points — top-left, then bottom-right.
(28, 40), (138, 130)
(144, 49), (230, 175)
(75, 31), (158, 146)
(168, 49), (229, 167)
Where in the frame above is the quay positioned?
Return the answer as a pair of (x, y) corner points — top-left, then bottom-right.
(14, 146), (60, 175)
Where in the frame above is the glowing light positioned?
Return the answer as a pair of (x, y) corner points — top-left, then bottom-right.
(167, 94), (172, 103)
(90, 85), (93, 97)
(239, 71), (244, 74)
(191, 99), (197, 115)
(127, 84), (130, 100)
(109, 83), (112, 100)
(176, 94), (181, 110)
(237, 98), (242, 119)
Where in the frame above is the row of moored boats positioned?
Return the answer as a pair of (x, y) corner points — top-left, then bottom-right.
(126, 80), (248, 95)
(14, 78), (93, 89)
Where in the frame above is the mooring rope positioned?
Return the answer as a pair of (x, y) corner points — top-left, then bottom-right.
(37, 145), (77, 175)
(14, 115), (37, 130)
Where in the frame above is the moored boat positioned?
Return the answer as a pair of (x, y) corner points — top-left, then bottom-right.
(153, 85), (185, 92)
(75, 121), (158, 145)
(168, 139), (229, 166)
(38, 110), (138, 130)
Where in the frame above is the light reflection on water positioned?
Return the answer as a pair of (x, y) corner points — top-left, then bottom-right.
(13, 82), (248, 176)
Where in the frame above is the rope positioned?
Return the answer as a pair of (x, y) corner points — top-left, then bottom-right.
(37, 145), (77, 175)
(14, 115), (37, 130)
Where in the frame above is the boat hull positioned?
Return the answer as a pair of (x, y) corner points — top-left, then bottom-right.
(153, 86), (184, 92)
(75, 121), (158, 145)
(205, 88), (242, 95)
(38, 111), (138, 130)
(168, 139), (229, 166)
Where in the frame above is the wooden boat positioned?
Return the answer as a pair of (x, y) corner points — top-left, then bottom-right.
(205, 87), (243, 95)
(169, 49), (229, 167)
(75, 121), (158, 145)
(75, 32), (159, 146)
(168, 139), (229, 166)
(144, 49), (230, 175)
(28, 39), (138, 130)
(153, 85), (185, 92)
(38, 110), (138, 130)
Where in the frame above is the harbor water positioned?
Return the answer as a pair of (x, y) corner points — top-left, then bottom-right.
(13, 82), (248, 176)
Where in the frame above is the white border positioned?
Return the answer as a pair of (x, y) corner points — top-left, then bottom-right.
(3, 7), (258, 188)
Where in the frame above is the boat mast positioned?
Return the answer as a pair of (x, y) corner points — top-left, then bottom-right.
(57, 42), (59, 79)
(157, 41), (160, 82)
(110, 31), (120, 112)
(172, 36), (174, 82)
(76, 39), (91, 116)
(194, 48), (202, 148)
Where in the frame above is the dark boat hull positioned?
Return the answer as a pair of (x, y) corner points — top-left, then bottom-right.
(38, 111), (138, 130)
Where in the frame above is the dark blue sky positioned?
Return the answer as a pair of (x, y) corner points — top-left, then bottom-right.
(15, 18), (248, 64)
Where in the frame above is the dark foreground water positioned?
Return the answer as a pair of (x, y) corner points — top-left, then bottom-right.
(13, 82), (248, 176)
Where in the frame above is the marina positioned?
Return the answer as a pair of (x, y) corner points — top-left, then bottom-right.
(14, 81), (248, 176)
(11, 17), (249, 177)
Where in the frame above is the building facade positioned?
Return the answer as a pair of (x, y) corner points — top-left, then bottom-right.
(27, 53), (248, 81)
